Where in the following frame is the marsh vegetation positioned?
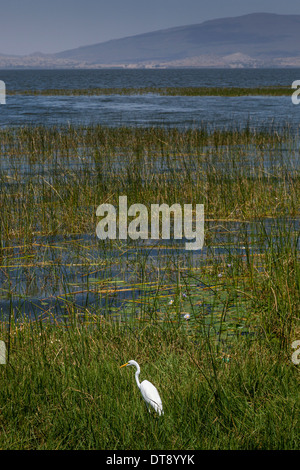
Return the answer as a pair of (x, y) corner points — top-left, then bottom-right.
(8, 86), (293, 96)
(0, 122), (299, 449)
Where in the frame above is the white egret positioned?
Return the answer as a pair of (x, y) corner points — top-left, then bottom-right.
(120, 360), (164, 416)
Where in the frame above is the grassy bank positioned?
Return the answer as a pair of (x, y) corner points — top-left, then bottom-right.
(0, 317), (299, 450)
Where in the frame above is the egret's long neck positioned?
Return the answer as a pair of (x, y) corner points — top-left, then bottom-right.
(134, 365), (141, 389)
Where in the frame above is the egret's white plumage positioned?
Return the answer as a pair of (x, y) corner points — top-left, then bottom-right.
(120, 360), (164, 416)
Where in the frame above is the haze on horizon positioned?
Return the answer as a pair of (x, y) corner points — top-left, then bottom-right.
(1, 0), (300, 56)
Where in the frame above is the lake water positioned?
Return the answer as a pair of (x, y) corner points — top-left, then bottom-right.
(1, 68), (300, 129)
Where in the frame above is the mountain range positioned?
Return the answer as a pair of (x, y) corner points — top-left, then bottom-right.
(1, 13), (300, 68)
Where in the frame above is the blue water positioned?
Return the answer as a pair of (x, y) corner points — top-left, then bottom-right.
(0, 68), (300, 129)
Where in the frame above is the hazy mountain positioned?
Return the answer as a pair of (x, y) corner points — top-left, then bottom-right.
(2, 13), (300, 68)
(55, 13), (300, 65)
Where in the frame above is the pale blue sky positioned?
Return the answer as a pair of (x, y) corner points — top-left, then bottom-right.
(1, 0), (300, 55)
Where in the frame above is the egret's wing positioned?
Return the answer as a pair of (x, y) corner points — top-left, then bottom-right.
(140, 380), (164, 415)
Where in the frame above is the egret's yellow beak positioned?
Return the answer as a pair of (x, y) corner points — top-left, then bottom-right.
(120, 363), (128, 368)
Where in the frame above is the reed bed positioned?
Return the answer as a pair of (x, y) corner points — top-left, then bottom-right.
(7, 86), (292, 97)
(0, 123), (298, 242)
(0, 122), (299, 449)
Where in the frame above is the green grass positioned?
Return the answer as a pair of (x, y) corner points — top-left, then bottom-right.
(0, 122), (299, 449)
(7, 86), (293, 96)
(0, 317), (299, 450)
